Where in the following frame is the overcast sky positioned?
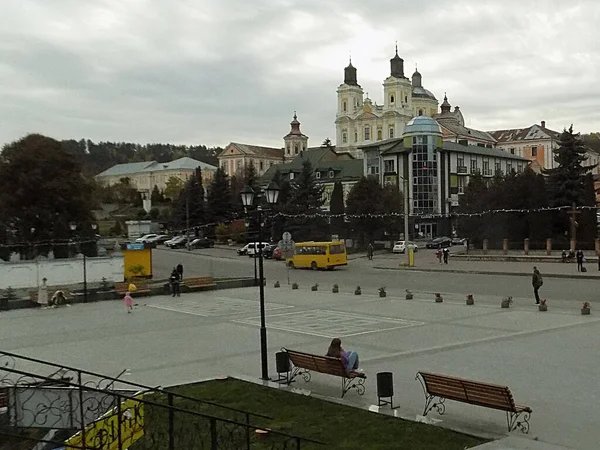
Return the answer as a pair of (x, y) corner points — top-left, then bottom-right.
(1, 0), (598, 149)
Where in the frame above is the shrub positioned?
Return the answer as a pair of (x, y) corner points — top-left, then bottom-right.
(215, 224), (230, 243)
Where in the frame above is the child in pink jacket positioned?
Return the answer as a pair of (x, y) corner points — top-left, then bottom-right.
(124, 291), (134, 314)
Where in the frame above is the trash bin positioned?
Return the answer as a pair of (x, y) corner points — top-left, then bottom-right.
(376, 372), (397, 409)
(275, 351), (290, 383)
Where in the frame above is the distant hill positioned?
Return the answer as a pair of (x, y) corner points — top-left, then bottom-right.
(59, 139), (221, 175)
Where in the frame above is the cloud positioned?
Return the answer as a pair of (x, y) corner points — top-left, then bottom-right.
(0, 0), (598, 151)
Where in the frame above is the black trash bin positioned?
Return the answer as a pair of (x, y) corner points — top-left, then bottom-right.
(376, 372), (398, 409)
(275, 351), (290, 383)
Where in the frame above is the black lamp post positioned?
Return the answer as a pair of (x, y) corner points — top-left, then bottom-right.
(240, 181), (280, 381)
(69, 223), (97, 304)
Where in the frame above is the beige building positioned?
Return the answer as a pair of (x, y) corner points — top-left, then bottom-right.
(335, 48), (495, 158)
(219, 113), (311, 177)
(95, 157), (217, 194)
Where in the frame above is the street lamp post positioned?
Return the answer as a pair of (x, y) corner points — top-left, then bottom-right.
(240, 182), (280, 381)
(69, 223), (97, 304)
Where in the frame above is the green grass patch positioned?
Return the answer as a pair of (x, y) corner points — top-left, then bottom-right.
(133, 377), (487, 450)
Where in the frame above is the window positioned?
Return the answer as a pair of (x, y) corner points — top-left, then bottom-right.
(506, 162), (513, 173)
(329, 243), (345, 254)
(495, 161), (502, 174)
(236, 160), (242, 170)
(405, 95), (408, 103)
(289, 173), (295, 180)
(343, 100), (347, 112)
(477, 143), (485, 147)
(411, 136), (438, 214)
(259, 161), (264, 171)
(389, 127), (394, 138)
(221, 161), (226, 169)
(315, 172), (321, 179)
(457, 157), (464, 168)
(377, 129), (382, 140)
(384, 159), (395, 173)
(269, 162), (273, 167)
(418, 109), (423, 116)
(342, 132), (347, 143)
(366, 152), (379, 176)
(483, 160), (491, 175)
(364, 126), (371, 141)
(286, 144), (290, 155)
(294, 144), (299, 154)
(457, 176), (465, 194)
(390, 94), (395, 104)
(509, 148), (515, 155)
(458, 139), (468, 146)
(517, 162), (524, 173)
(531, 146), (538, 157)
(329, 170), (335, 178)
(354, 132), (358, 142)
(470, 159), (478, 173)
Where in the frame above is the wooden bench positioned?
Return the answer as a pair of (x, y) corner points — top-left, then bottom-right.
(30, 288), (71, 305)
(416, 371), (532, 433)
(183, 276), (216, 291)
(115, 281), (151, 297)
(283, 348), (366, 398)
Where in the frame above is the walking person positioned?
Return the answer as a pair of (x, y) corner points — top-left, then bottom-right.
(532, 266), (543, 305)
(124, 291), (134, 314)
(436, 249), (442, 264)
(576, 250), (584, 272)
(442, 247), (450, 265)
(367, 243), (374, 261)
(170, 267), (181, 297)
(176, 263), (184, 281)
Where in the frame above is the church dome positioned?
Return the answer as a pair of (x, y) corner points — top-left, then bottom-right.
(403, 116), (442, 137)
(412, 86), (437, 101)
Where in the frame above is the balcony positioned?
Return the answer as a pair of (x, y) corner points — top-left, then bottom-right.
(457, 166), (468, 174)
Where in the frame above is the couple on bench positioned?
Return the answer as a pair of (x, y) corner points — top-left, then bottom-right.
(326, 338), (365, 378)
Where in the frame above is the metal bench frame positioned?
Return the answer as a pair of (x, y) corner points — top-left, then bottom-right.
(416, 371), (532, 433)
(283, 348), (366, 398)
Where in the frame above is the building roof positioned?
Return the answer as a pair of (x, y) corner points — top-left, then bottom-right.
(412, 86), (437, 101)
(219, 142), (284, 159)
(488, 124), (560, 143)
(438, 121), (497, 144)
(360, 138), (528, 160)
(142, 157), (216, 172)
(96, 161), (155, 177)
(404, 116), (443, 136)
(441, 141), (528, 160)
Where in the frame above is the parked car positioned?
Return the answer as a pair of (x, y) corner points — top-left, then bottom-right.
(237, 244), (250, 256)
(146, 234), (169, 244)
(451, 237), (466, 245)
(426, 237), (452, 249)
(165, 236), (188, 248)
(392, 240), (419, 254)
(136, 234), (158, 243)
(247, 242), (272, 257)
(190, 237), (214, 249)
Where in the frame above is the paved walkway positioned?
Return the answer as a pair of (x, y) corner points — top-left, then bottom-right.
(374, 254), (600, 279)
(2, 286), (597, 449)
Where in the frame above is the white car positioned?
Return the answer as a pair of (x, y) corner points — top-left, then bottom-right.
(136, 234), (158, 243)
(246, 242), (272, 257)
(392, 240), (419, 254)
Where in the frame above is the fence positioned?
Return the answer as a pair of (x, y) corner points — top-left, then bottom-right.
(0, 351), (320, 449)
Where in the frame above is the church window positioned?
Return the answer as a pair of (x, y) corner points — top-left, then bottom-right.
(302, 145), (306, 152)
(364, 127), (371, 141)
(390, 94), (395, 104)
(260, 161), (264, 171)
(329, 170), (335, 178)
(389, 127), (394, 138)
(286, 144), (290, 155)
(342, 132), (347, 144)
(294, 144), (299, 154)
(405, 96), (408, 103)
(316, 172), (321, 179)
(377, 129), (382, 140)
(531, 146), (538, 157)
(343, 100), (347, 112)
(418, 109), (423, 116)
(354, 132), (358, 142)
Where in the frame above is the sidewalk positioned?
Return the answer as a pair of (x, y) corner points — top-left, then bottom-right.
(373, 255), (600, 279)
(472, 436), (576, 450)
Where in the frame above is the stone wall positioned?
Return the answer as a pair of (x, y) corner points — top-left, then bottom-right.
(0, 254), (124, 290)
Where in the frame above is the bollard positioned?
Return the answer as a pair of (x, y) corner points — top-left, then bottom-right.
(570, 238), (576, 253)
(595, 239), (600, 256)
(483, 239), (489, 255)
(503, 238), (509, 255)
(546, 238), (552, 256)
(524, 238), (530, 255)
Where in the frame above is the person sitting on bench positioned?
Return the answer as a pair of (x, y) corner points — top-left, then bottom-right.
(326, 338), (364, 377)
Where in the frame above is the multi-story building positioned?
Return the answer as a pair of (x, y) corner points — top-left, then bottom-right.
(96, 157), (217, 194)
(219, 113), (311, 177)
(360, 116), (528, 239)
(260, 145), (360, 211)
(334, 48), (495, 158)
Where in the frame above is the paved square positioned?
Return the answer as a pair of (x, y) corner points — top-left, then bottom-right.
(146, 296), (293, 317)
(236, 309), (424, 337)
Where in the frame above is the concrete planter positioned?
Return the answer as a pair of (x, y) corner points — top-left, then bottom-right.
(292, 283), (299, 290)
(466, 294), (474, 305)
(379, 291), (387, 298)
(435, 294), (443, 303)
(581, 308), (591, 315)
(332, 285), (339, 293)
(405, 291), (413, 300)
(538, 304), (548, 312)
(311, 285), (318, 291)
(354, 287), (361, 295)
(274, 281), (280, 288)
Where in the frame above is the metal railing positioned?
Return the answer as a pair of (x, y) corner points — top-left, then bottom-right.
(1, 358), (322, 449)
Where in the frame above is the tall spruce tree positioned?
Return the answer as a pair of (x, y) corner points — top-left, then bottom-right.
(207, 167), (232, 223)
(345, 177), (384, 245)
(173, 169), (205, 228)
(329, 181), (345, 238)
(243, 161), (258, 192)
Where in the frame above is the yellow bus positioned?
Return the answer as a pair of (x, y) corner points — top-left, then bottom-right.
(286, 241), (347, 270)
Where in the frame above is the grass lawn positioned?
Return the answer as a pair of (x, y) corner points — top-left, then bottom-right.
(135, 377), (488, 450)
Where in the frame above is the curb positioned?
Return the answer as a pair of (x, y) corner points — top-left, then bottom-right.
(373, 266), (600, 280)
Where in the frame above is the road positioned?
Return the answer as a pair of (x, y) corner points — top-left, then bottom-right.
(154, 247), (599, 304)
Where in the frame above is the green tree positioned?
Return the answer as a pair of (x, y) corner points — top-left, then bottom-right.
(150, 185), (164, 204)
(164, 176), (185, 200)
(345, 177), (384, 245)
(381, 184), (403, 241)
(329, 181), (345, 238)
(173, 169), (205, 228)
(284, 159), (327, 241)
(243, 161), (258, 191)
(207, 167), (232, 223)
(0, 134), (94, 247)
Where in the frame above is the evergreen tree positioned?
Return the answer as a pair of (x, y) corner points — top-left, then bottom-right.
(207, 167), (232, 223)
(150, 185), (164, 204)
(243, 161), (258, 192)
(329, 181), (345, 238)
(173, 170), (205, 228)
(284, 159), (326, 241)
(381, 184), (403, 241)
(345, 177), (384, 245)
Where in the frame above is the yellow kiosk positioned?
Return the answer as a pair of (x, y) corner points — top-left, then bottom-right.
(121, 242), (155, 280)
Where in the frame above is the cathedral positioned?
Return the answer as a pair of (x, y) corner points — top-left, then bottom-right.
(335, 48), (442, 158)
